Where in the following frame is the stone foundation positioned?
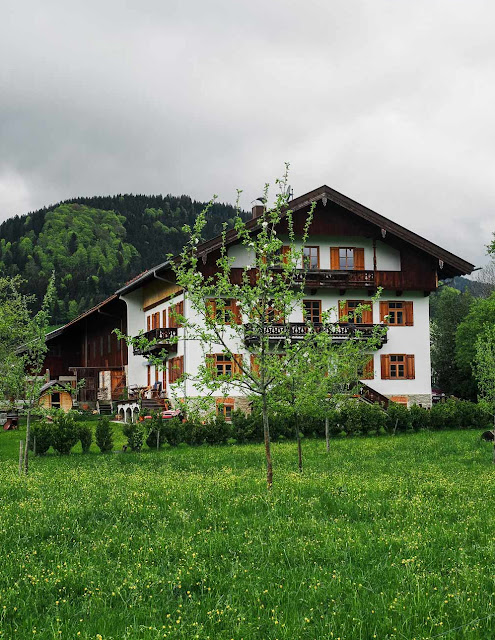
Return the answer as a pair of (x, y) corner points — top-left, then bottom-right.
(385, 393), (432, 409)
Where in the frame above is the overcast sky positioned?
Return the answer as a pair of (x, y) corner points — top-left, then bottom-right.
(1, 0), (494, 267)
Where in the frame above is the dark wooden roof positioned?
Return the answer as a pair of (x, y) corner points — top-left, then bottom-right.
(117, 184), (475, 295)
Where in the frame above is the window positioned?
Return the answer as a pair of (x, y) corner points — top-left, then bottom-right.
(266, 302), (284, 324)
(168, 355), (184, 383)
(303, 300), (322, 323)
(330, 247), (365, 270)
(303, 246), (319, 269)
(381, 354), (415, 380)
(208, 354), (243, 377)
(51, 393), (61, 409)
(339, 300), (373, 324)
(207, 299), (241, 325)
(379, 301), (414, 326)
(216, 398), (234, 421)
(168, 301), (184, 328)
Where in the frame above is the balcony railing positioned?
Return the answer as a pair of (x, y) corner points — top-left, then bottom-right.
(244, 322), (387, 347)
(133, 327), (178, 356)
(294, 269), (375, 287)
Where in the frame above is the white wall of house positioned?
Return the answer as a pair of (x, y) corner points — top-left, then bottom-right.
(227, 237), (401, 271)
(120, 289), (148, 388)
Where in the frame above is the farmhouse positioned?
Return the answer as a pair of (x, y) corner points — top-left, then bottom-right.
(43, 184), (474, 413)
(116, 185), (474, 413)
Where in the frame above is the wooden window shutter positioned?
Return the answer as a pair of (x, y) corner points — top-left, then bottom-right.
(282, 246), (290, 263)
(379, 301), (388, 323)
(362, 305), (373, 324)
(155, 312), (160, 328)
(406, 355), (415, 379)
(363, 358), (374, 380)
(354, 248), (365, 271)
(147, 315), (151, 331)
(338, 300), (348, 321)
(147, 365), (151, 386)
(232, 300), (242, 324)
(381, 354), (390, 380)
(168, 307), (174, 329)
(168, 358), (173, 382)
(404, 301), (414, 326)
(206, 354), (214, 373)
(250, 354), (259, 376)
(176, 301), (184, 328)
(162, 310), (167, 328)
(162, 366), (167, 388)
(330, 247), (340, 270)
(206, 299), (216, 321)
(233, 354), (243, 376)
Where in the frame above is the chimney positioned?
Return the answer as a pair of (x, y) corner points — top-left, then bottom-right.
(252, 204), (264, 219)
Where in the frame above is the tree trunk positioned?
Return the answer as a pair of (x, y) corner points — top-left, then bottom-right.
(19, 440), (23, 477)
(24, 409), (31, 475)
(295, 413), (303, 473)
(325, 417), (330, 453)
(262, 394), (273, 488)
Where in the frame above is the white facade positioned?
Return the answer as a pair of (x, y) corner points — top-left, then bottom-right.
(122, 237), (432, 408)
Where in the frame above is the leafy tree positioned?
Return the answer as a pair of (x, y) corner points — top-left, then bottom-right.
(474, 324), (495, 435)
(430, 286), (472, 396)
(455, 292), (495, 400)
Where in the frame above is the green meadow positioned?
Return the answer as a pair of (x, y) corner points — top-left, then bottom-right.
(1, 425), (495, 640)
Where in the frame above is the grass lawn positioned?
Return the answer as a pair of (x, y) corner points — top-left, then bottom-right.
(1, 425), (495, 639)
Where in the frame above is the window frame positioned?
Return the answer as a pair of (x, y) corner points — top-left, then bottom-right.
(303, 299), (322, 324)
(302, 246), (320, 269)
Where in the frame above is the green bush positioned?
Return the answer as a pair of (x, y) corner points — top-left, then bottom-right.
(78, 423), (93, 453)
(386, 404), (412, 433)
(160, 417), (184, 446)
(29, 420), (53, 455)
(123, 421), (144, 451)
(408, 404), (430, 431)
(95, 416), (114, 452)
(51, 410), (80, 455)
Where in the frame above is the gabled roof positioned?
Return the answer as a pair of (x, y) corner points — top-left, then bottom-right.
(116, 184), (475, 296)
(45, 294), (120, 342)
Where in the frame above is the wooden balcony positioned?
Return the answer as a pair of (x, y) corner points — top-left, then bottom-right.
(229, 268), (437, 291)
(133, 327), (178, 356)
(244, 322), (387, 347)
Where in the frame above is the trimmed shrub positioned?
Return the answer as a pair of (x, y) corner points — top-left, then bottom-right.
(29, 420), (53, 455)
(409, 404), (430, 431)
(51, 410), (79, 455)
(79, 423), (93, 453)
(95, 416), (114, 452)
(386, 404), (412, 433)
(123, 421), (144, 451)
(360, 402), (387, 435)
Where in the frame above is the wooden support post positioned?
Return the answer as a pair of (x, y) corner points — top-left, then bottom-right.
(19, 440), (24, 477)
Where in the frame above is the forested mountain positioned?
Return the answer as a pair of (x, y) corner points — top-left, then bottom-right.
(0, 194), (245, 324)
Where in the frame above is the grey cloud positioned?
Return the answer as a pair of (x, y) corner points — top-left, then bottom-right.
(1, 0), (494, 267)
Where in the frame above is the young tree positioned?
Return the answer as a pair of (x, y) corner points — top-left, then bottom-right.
(474, 323), (495, 462)
(0, 274), (56, 474)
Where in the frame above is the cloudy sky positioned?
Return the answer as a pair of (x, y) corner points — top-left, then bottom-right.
(1, 0), (494, 267)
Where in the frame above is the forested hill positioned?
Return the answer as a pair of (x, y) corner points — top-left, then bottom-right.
(0, 194), (245, 324)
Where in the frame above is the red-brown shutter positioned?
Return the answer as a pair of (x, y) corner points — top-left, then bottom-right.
(338, 300), (348, 321)
(177, 301), (184, 327)
(250, 354), (259, 376)
(233, 354), (243, 376)
(406, 355), (415, 379)
(147, 365), (151, 386)
(162, 310), (167, 328)
(363, 358), (374, 380)
(381, 355), (390, 380)
(162, 366), (167, 388)
(379, 301), (388, 323)
(147, 316), (151, 331)
(362, 304), (373, 324)
(330, 247), (340, 270)
(354, 248), (365, 271)
(155, 366), (159, 383)
(206, 299), (216, 321)
(282, 246), (290, 264)
(404, 301), (414, 326)
(232, 300), (242, 324)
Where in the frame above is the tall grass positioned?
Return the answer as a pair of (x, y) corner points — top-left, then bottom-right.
(1, 426), (495, 639)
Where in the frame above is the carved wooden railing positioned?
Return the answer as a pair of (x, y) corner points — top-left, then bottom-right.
(133, 327), (178, 356)
(358, 382), (390, 409)
(244, 322), (387, 346)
